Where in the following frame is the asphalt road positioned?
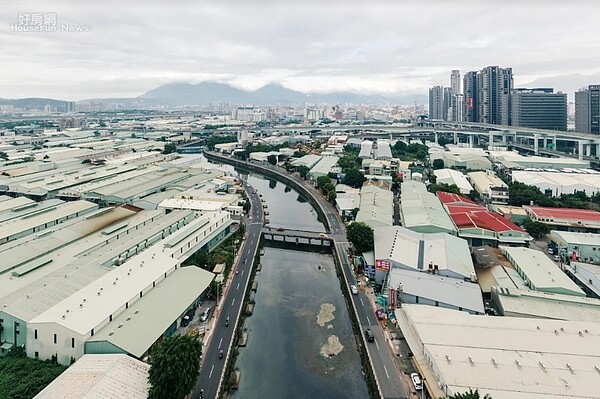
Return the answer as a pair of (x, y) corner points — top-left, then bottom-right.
(204, 153), (409, 399)
(192, 181), (263, 399)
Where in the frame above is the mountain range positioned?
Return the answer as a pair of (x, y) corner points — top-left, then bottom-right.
(84, 82), (427, 107)
(1, 83), (428, 110)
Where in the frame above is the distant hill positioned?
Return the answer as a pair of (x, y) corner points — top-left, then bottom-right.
(0, 97), (73, 110)
(133, 82), (423, 106)
(1, 83), (428, 110)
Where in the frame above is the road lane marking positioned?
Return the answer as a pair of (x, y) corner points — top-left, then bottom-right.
(360, 298), (364, 307)
(375, 339), (379, 350)
(383, 365), (390, 379)
(232, 298), (236, 306)
(218, 338), (223, 349)
(241, 270), (244, 276)
(209, 364), (215, 379)
(367, 316), (372, 325)
(236, 282), (240, 290)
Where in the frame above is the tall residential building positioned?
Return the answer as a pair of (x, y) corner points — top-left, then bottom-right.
(451, 94), (464, 122)
(510, 88), (567, 131)
(443, 87), (453, 120)
(575, 85), (600, 134)
(428, 86), (445, 120)
(450, 70), (461, 95)
(463, 71), (478, 122)
(450, 70), (462, 121)
(477, 66), (513, 125)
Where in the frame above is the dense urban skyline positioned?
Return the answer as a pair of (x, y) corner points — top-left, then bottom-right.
(1, 0), (600, 100)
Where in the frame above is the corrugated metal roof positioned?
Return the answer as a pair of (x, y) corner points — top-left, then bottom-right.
(501, 246), (585, 297)
(374, 226), (475, 279)
(398, 305), (600, 399)
(388, 268), (484, 313)
(34, 354), (149, 399)
(0, 200), (98, 243)
(87, 267), (213, 358)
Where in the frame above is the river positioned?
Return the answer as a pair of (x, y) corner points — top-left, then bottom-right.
(229, 172), (368, 399)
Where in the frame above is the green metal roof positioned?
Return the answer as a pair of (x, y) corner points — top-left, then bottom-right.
(87, 266), (214, 358)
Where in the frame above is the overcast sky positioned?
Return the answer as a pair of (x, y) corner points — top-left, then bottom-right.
(1, 0), (600, 100)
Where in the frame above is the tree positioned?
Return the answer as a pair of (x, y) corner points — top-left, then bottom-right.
(297, 165), (310, 179)
(343, 168), (366, 188)
(338, 153), (362, 172)
(267, 155), (277, 165)
(428, 183), (461, 195)
(393, 140), (407, 153)
(0, 151), (8, 160)
(446, 388), (491, 399)
(508, 181), (556, 207)
(162, 143), (177, 154)
(468, 189), (481, 202)
(438, 136), (452, 147)
(0, 346), (67, 399)
(432, 159), (445, 170)
(346, 221), (374, 254)
(522, 217), (550, 239)
(328, 189), (337, 203)
(148, 335), (202, 399)
(316, 176), (335, 198)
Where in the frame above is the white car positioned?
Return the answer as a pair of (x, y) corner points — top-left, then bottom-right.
(350, 285), (358, 295)
(411, 373), (423, 391)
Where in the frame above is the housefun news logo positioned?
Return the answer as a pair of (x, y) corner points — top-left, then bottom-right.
(10, 13), (91, 32)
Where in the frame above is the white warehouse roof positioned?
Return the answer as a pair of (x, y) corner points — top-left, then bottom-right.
(512, 170), (600, 197)
(501, 246), (585, 297)
(374, 226), (475, 280)
(34, 354), (149, 399)
(397, 304), (600, 399)
(433, 169), (473, 195)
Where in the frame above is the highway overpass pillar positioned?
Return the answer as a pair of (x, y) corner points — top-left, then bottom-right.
(488, 131), (494, 147)
(579, 141), (585, 160)
(586, 142), (592, 157)
(434, 131), (439, 144)
(533, 134), (539, 155)
(469, 134), (474, 148)
(453, 131), (458, 144)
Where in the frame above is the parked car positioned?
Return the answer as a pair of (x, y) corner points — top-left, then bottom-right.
(411, 373), (423, 391)
(350, 285), (358, 295)
(180, 308), (196, 327)
(200, 307), (212, 322)
(365, 328), (375, 342)
(554, 255), (561, 262)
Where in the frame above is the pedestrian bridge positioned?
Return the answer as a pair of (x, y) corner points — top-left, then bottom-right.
(261, 227), (333, 247)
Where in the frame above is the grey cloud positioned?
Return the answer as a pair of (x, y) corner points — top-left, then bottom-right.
(0, 0), (599, 100)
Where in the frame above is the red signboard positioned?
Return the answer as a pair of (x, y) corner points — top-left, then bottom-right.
(375, 259), (391, 272)
(467, 97), (473, 110)
(390, 288), (396, 309)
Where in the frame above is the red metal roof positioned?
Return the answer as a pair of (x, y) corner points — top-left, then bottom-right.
(437, 192), (524, 233)
(436, 191), (477, 206)
(526, 206), (600, 222)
